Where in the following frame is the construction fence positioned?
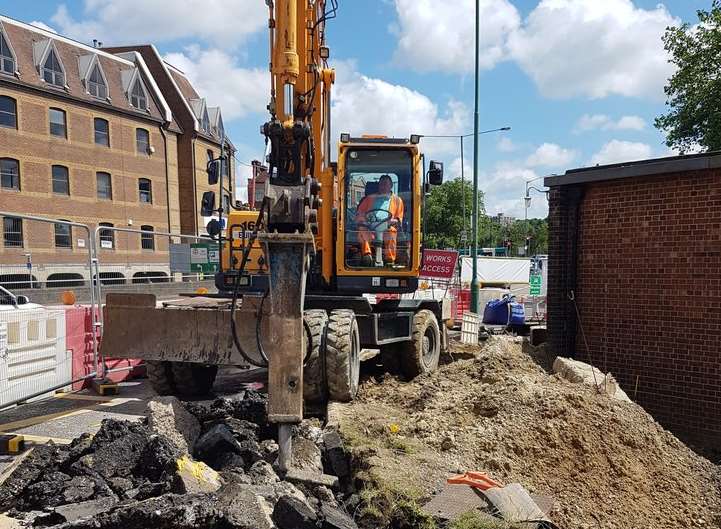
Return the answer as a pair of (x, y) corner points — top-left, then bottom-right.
(0, 212), (218, 409)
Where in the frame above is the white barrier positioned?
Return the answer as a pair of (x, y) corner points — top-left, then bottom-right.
(0, 304), (69, 408)
(460, 311), (480, 345)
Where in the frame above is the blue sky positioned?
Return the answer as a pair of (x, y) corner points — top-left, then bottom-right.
(0, 0), (710, 218)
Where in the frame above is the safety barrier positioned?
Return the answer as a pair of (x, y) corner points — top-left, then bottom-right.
(0, 212), (219, 408)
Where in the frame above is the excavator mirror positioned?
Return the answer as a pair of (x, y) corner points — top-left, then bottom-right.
(201, 191), (216, 216)
(207, 159), (221, 185)
(206, 219), (222, 238)
(428, 160), (444, 185)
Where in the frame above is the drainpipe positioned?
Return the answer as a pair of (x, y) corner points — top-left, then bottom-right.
(191, 134), (198, 236)
(160, 125), (172, 233)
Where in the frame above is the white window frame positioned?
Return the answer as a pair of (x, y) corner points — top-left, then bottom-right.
(40, 43), (66, 88)
(86, 60), (109, 100)
(0, 24), (17, 76)
(129, 76), (149, 111)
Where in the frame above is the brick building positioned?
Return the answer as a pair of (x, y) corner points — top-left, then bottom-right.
(546, 153), (721, 450)
(247, 160), (268, 209)
(0, 15), (233, 288)
(103, 45), (234, 235)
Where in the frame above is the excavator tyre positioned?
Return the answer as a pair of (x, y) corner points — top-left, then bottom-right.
(398, 309), (441, 379)
(325, 309), (361, 402)
(146, 360), (218, 398)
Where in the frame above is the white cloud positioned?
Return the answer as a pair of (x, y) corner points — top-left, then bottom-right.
(391, 0), (521, 73)
(589, 140), (653, 166)
(331, 60), (469, 158)
(575, 114), (646, 133)
(163, 47), (268, 121)
(482, 162), (548, 218)
(497, 136), (517, 153)
(29, 21), (57, 33)
(51, 1), (266, 47)
(526, 143), (577, 168)
(508, 0), (677, 100)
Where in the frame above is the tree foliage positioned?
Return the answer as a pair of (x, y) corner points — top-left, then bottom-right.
(656, 2), (721, 152)
(423, 179), (548, 255)
(424, 178), (482, 249)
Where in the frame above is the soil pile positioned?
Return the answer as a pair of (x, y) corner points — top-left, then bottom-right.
(333, 337), (721, 529)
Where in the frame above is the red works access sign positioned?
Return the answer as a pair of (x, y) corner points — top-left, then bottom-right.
(421, 250), (459, 279)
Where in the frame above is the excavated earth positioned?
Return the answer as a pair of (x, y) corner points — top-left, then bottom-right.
(331, 336), (721, 529)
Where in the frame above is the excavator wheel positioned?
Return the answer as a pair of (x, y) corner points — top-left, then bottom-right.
(325, 309), (361, 402)
(399, 310), (441, 379)
(145, 361), (176, 396)
(170, 362), (219, 398)
(303, 309), (329, 403)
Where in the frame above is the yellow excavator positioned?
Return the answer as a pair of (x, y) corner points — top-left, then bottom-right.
(101, 0), (450, 470)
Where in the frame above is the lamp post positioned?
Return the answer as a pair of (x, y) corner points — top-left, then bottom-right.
(471, 0), (481, 313)
(524, 178), (549, 256)
(420, 127), (510, 256)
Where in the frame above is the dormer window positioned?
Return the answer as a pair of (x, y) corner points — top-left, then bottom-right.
(0, 30), (15, 75)
(130, 78), (147, 110)
(201, 108), (210, 133)
(88, 64), (107, 99)
(42, 48), (65, 87)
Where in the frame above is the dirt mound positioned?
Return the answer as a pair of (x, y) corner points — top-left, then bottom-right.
(334, 336), (721, 529)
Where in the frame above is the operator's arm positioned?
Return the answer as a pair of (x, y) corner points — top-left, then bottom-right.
(393, 195), (404, 223)
(355, 196), (371, 223)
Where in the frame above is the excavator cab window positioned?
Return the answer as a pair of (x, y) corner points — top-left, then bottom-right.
(344, 149), (412, 270)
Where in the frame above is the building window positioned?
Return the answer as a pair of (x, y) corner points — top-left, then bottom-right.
(140, 225), (154, 250)
(96, 172), (112, 200)
(130, 78), (147, 110)
(201, 109), (210, 133)
(3, 217), (22, 247)
(54, 222), (72, 248)
(0, 158), (19, 190)
(139, 178), (152, 203)
(0, 31), (15, 74)
(99, 222), (114, 249)
(94, 118), (109, 146)
(0, 95), (16, 129)
(49, 108), (66, 137)
(42, 48), (65, 87)
(87, 63), (107, 99)
(52, 165), (70, 195)
(136, 128), (149, 154)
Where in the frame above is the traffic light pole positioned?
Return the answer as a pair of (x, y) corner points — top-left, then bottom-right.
(470, 0), (481, 313)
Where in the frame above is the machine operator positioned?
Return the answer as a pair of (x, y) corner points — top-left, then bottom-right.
(355, 174), (405, 266)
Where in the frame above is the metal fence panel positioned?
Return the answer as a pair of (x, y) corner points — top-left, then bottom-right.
(0, 212), (99, 408)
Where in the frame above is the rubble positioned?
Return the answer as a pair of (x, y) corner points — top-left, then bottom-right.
(146, 396), (201, 453)
(552, 356), (631, 402)
(0, 390), (358, 529)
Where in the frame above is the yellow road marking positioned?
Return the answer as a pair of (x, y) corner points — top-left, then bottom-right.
(4, 432), (71, 444)
(55, 393), (116, 402)
(0, 408), (92, 433)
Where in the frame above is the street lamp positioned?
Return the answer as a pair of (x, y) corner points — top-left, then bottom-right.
(524, 176), (550, 256)
(419, 127), (511, 255)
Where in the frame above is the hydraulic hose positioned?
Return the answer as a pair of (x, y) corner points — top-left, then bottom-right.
(230, 202), (270, 367)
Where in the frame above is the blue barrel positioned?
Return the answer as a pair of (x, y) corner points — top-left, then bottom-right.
(509, 301), (525, 326)
(483, 298), (510, 325)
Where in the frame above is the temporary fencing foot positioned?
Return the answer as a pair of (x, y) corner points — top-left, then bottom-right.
(91, 378), (119, 396)
(0, 434), (25, 455)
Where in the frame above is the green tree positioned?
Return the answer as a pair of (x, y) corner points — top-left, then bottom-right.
(424, 179), (484, 249)
(656, 2), (721, 152)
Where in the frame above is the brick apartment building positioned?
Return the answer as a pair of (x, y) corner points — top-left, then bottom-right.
(0, 15), (233, 288)
(546, 153), (721, 450)
(104, 45), (234, 235)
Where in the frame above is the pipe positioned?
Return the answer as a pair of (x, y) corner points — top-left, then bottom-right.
(1, 372), (98, 411)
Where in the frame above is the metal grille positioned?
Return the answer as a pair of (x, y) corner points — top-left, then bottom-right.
(3, 216), (22, 247)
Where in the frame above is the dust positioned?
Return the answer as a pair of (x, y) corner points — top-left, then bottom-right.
(335, 336), (721, 529)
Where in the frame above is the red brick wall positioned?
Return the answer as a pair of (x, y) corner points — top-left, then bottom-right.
(563, 170), (721, 449)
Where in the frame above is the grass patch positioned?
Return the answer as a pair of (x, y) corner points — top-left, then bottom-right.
(449, 512), (511, 529)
